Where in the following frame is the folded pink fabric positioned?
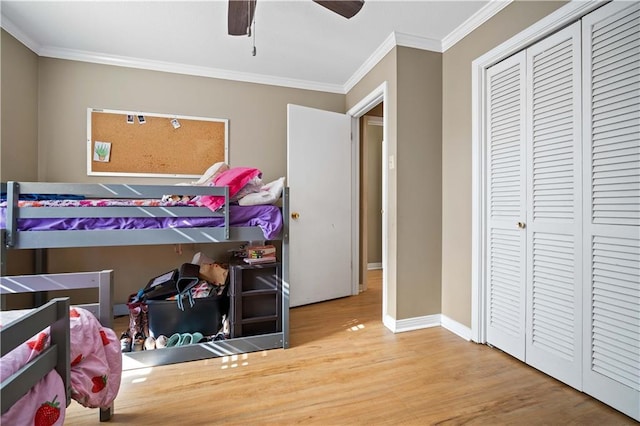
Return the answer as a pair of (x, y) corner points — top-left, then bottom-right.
(197, 167), (261, 212)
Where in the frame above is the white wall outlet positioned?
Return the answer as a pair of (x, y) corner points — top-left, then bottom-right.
(388, 155), (395, 170)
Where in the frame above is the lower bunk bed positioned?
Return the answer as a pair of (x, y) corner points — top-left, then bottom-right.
(0, 270), (119, 424)
(1, 180), (290, 370)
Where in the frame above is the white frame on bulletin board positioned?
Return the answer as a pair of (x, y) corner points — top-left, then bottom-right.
(86, 108), (229, 178)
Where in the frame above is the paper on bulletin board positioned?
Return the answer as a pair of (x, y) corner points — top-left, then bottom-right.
(93, 141), (112, 162)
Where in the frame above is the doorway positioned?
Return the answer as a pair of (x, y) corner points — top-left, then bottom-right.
(347, 82), (389, 323)
(359, 108), (383, 293)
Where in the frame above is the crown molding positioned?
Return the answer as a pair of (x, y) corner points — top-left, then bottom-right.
(1, 14), (41, 54)
(343, 30), (443, 93)
(441, 0), (513, 52)
(343, 31), (397, 93)
(394, 31), (442, 52)
(3, 9), (342, 93)
(3, 1), (514, 95)
(344, 1), (513, 92)
(36, 45), (344, 94)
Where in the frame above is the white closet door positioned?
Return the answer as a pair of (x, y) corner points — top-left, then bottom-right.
(582, 1), (640, 421)
(525, 22), (583, 389)
(485, 51), (527, 361)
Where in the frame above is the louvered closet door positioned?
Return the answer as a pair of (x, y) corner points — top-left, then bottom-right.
(524, 22), (583, 389)
(581, 1), (640, 421)
(485, 51), (527, 361)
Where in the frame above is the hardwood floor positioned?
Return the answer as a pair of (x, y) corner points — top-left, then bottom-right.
(66, 270), (635, 425)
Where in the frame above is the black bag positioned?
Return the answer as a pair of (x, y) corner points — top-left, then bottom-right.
(143, 263), (200, 301)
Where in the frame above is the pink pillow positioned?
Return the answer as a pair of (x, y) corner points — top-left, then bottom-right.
(197, 167), (261, 211)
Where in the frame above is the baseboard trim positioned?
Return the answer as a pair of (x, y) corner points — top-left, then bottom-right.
(367, 262), (382, 270)
(440, 315), (472, 341)
(382, 313), (472, 341)
(394, 314), (441, 333)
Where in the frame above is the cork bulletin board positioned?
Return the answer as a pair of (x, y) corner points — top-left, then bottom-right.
(87, 108), (228, 178)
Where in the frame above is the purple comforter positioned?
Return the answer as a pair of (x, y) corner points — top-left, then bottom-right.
(0, 205), (282, 240)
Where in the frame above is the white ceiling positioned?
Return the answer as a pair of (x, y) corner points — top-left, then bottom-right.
(1, 0), (511, 93)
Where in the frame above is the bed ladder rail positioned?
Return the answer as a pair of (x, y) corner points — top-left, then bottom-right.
(0, 297), (71, 414)
(0, 230), (6, 279)
(4, 181), (19, 249)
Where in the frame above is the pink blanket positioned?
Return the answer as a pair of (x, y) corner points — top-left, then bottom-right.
(1, 307), (122, 425)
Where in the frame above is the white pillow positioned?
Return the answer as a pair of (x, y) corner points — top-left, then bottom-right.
(265, 176), (285, 198)
(238, 177), (285, 206)
(192, 162), (230, 186)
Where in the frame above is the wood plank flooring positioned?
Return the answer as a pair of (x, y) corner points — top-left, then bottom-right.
(65, 270), (635, 425)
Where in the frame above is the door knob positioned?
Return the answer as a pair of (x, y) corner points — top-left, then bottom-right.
(291, 212), (300, 220)
(517, 221), (526, 229)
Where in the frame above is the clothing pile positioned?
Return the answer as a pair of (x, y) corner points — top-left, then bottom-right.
(121, 252), (230, 352)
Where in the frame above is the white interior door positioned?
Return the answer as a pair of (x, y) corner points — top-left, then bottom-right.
(287, 104), (353, 307)
(581, 1), (640, 420)
(525, 21), (583, 389)
(485, 51), (527, 361)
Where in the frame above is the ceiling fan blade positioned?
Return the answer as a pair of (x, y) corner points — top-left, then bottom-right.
(228, 0), (257, 36)
(312, 0), (364, 19)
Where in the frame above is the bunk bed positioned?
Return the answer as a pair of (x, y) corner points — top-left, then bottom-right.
(0, 181), (290, 370)
(1, 269), (118, 423)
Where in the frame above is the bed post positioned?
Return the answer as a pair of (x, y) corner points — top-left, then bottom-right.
(4, 182), (18, 249)
(49, 298), (72, 407)
(281, 187), (290, 349)
(224, 186), (230, 240)
(97, 269), (114, 422)
(1, 181), (6, 278)
(1, 230), (6, 310)
(33, 249), (48, 307)
(97, 270), (114, 329)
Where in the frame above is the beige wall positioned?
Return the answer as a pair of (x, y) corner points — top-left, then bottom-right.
(441, 0), (567, 327)
(1, 30), (38, 183)
(396, 47), (442, 319)
(37, 58), (343, 184)
(365, 122), (382, 264)
(347, 49), (398, 318)
(1, 30), (39, 305)
(5, 54), (343, 304)
(358, 114), (383, 285)
(347, 46), (442, 320)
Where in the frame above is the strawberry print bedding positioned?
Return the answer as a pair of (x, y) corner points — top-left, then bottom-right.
(1, 307), (122, 425)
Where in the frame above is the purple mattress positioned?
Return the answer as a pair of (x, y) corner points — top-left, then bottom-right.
(0, 204), (283, 240)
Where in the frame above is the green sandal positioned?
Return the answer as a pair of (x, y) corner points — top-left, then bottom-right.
(166, 333), (181, 347)
(178, 333), (193, 346)
(191, 332), (204, 344)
